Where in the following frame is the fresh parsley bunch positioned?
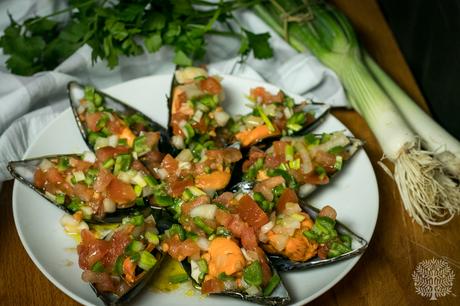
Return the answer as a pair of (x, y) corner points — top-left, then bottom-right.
(0, 0), (273, 76)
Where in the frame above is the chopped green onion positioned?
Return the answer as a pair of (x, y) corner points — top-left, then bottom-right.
(138, 251), (157, 271)
(145, 232), (159, 245)
(243, 260), (263, 287)
(263, 274), (280, 296)
(96, 113), (109, 130)
(123, 214), (144, 226)
(168, 224), (186, 241)
(218, 272), (235, 281)
(328, 146), (345, 155)
(334, 156), (343, 171)
(169, 273), (189, 284)
(55, 193), (65, 205)
(113, 154), (132, 175)
(304, 133), (320, 146)
(127, 240), (145, 253)
(57, 157), (69, 171)
(135, 198), (145, 206)
(289, 158), (301, 170)
(103, 158), (114, 169)
(193, 217), (214, 235)
(91, 261), (105, 273)
(197, 259), (208, 273)
(255, 105), (275, 132)
(134, 185), (143, 197)
(215, 226), (231, 237)
(113, 255), (124, 275)
(286, 112), (305, 132)
(144, 175), (158, 187)
(285, 144), (294, 161)
(133, 135), (149, 156)
(154, 195), (175, 207)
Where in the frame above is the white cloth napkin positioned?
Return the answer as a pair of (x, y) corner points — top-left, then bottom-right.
(0, 3), (349, 183)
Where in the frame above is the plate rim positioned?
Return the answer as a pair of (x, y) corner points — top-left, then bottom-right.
(12, 73), (379, 306)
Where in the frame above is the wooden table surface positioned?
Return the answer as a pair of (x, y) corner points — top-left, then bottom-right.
(1, 0), (459, 305)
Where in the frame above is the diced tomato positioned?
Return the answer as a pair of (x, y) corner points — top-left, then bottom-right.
(85, 112), (103, 132)
(215, 208), (233, 227)
(201, 278), (224, 294)
(241, 226), (258, 251)
(255, 247), (272, 285)
(242, 147), (265, 172)
(276, 188), (299, 214)
(181, 195), (210, 216)
(165, 235), (201, 261)
(195, 170), (231, 191)
(161, 154), (178, 176)
(207, 148), (242, 164)
(302, 172), (330, 185)
(236, 195), (269, 229)
(106, 178), (136, 206)
(226, 215), (246, 238)
(107, 114), (126, 134)
(93, 166), (114, 192)
(73, 183), (93, 202)
(250, 87), (284, 104)
(213, 192), (234, 208)
(168, 178), (193, 197)
(314, 151), (337, 172)
(131, 160), (148, 173)
(103, 224), (134, 269)
(34, 169), (46, 188)
(264, 154), (284, 169)
(141, 150), (164, 173)
(81, 271), (116, 292)
(192, 117), (209, 134)
(95, 146), (130, 163)
(45, 167), (65, 185)
(77, 229), (110, 270)
(171, 88), (187, 114)
(273, 141), (287, 158)
(144, 131), (161, 149)
(199, 77), (222, 95)
(69, 158), (92, 172)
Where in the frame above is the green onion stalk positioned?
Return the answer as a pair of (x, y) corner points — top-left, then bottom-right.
(253, 0), (460, 228)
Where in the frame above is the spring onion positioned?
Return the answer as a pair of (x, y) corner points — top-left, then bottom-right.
(254, 0), (460, 228)
(138, 251), (157, 271)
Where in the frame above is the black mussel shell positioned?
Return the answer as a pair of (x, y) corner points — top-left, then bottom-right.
(67, 81), (172, 154)
(90, 247), (165, 305)
(268, 199), (368, 272)
(8, 155), (152, 224)
(180, 259), (290, 306)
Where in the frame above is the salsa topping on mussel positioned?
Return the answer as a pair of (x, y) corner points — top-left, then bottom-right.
(77, 213), (162, 297)
(33, 153), (157, 220)
(225, 87), (318, 147)
(242, 131), (357, 191)
(170, 67), (230, 149)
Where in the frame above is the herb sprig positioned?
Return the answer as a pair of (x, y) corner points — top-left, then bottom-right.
(0, 0), (273, 75)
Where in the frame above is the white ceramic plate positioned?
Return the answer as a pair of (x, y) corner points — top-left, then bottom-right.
(12, 75), (379, 306)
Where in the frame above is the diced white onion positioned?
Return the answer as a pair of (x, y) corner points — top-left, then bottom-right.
(178, 161), (191, 170)
(190, 260), (201, 282)
(45, 191), (56, 202)
(294, 141), (313, 174)
(175, 67), (208, 84)
(223, 280), (237, 291)
(260, 221), (274, 234)
(187, 186), (206, 196)
(176, 149), (193, 162)
(190, 204), (216, 220)
(80, 206), (94, 219)
(131, 173), (147, 187)
(60, 214), (89, 234)
(214, 111), (230, 127)
(196, 237), (210, 251)
(284, 202), (302, 215)
(157, 168), (168, 180)
(39, 159), (53, 171)
(117, 171), (132, 184)
(172, 135), (185, 149)
(73, 171), (85, 182)
(103, 198), (116, 213)
(77, 105), (86, 114)
(263, 104), (277, 117)
(283, 217), (301, 230)
(94, 137), (109, 150)
(310, 132), (350, 156)
(283, 107), (293, 119)
(246, 285), (261, 295)
(142, 186), (154, 197)
(270, 234), (289, 251)
(241, 248), (259, 262)
(299, 183), (317, 198)
(82, 151), (96, 163)
(108, 135), (119, 148)
(192, 110), (203, 123)
(245, 115), (264, 128)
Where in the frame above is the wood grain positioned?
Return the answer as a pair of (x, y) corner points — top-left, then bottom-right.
(0, 0), (458, 305)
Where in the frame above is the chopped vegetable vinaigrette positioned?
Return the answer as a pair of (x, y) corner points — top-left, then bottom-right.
(225, 87), (317, 147)
(76, 214), (161, 296)
(242, 131), (354, 189)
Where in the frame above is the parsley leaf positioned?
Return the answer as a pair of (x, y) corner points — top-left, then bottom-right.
(245, 30), (273, 59)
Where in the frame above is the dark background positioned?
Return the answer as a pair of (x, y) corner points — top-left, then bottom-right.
(378, 0), (460, 139)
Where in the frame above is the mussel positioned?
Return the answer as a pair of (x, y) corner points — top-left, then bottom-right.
(266, 200), (368, 271)
(68, 81), (172, 170)
(77, 213), (165, 305)
(180, 257), (291, 306)
(230, 131), (363, 198)
(8, 153), (154, 223)
(167, 66), (232, 150)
